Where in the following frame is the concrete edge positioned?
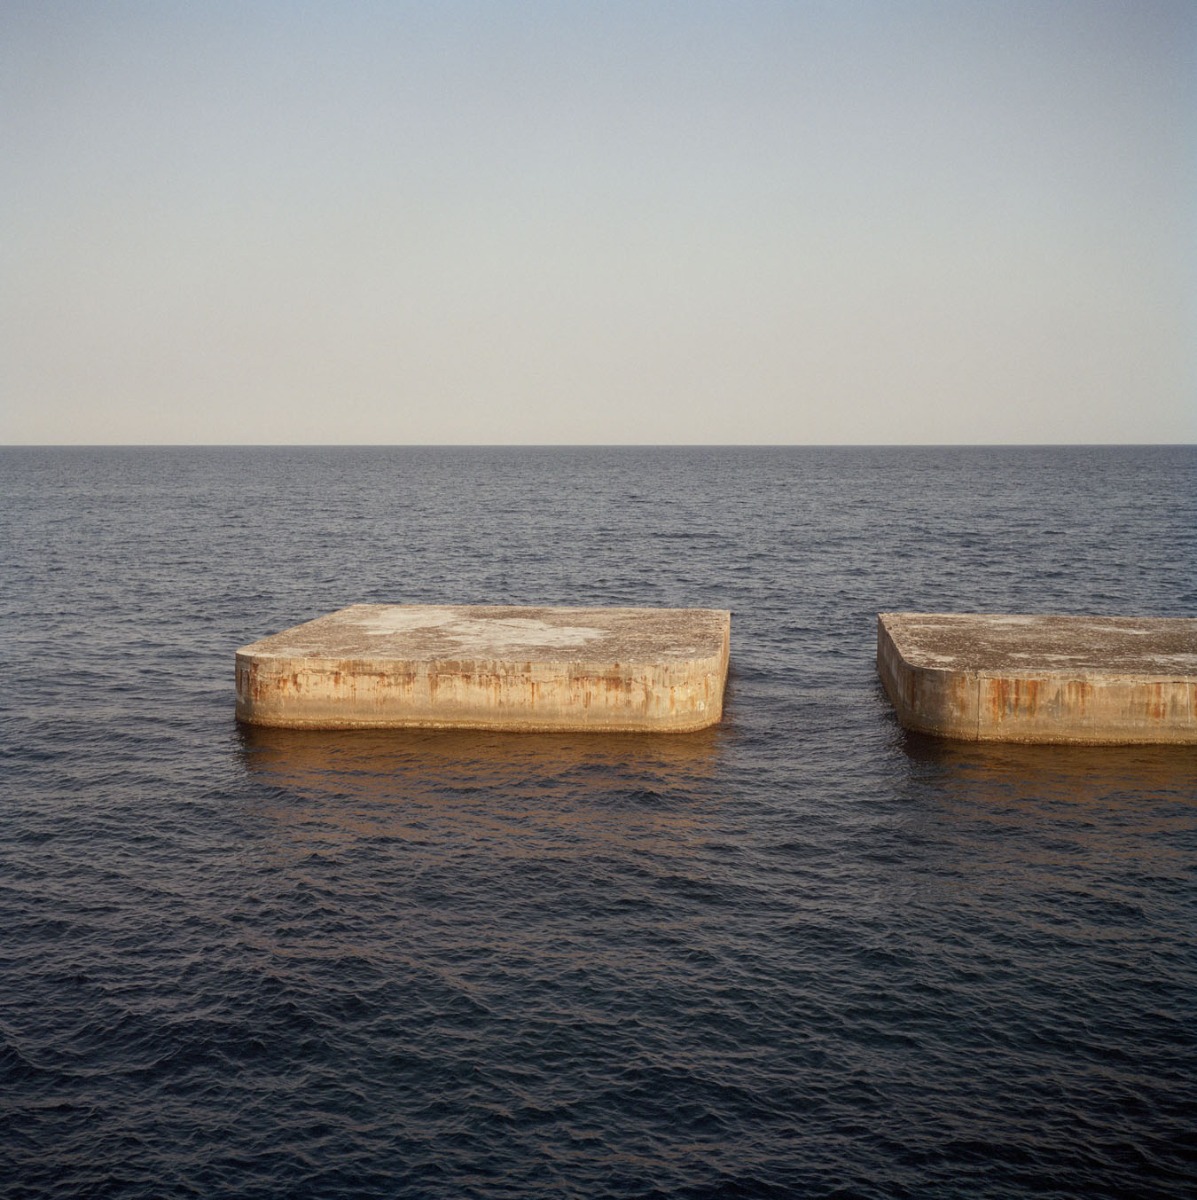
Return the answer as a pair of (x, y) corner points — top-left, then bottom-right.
(876, 614), (979, 740)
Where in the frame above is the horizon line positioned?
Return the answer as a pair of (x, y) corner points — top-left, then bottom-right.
(3, 441), (1195, 450)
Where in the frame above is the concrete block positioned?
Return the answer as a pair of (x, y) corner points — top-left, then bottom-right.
(237, 604), (730, 732)
(878, 612), (1197, 745)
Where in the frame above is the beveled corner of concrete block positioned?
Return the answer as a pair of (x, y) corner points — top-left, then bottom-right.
(237, 604), (731, 732)
(877, 612), (1197, 745)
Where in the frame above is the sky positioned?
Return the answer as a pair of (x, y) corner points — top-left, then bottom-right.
(2, 0), (1194, 445)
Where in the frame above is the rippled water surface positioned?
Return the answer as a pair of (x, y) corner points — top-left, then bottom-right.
(2, 446), (1195, 1199)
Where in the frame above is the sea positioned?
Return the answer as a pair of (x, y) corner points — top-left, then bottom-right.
(1, 445), (1194, 1200)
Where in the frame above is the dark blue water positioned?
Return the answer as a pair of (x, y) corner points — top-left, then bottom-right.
(2, 446), (1195, 1199)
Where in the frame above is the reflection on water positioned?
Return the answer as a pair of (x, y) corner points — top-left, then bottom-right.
(237, 724), (727, 861)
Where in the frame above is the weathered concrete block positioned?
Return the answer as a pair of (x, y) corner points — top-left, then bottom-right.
(237, 605), (730, 732)
(878, 612), (1197, 744)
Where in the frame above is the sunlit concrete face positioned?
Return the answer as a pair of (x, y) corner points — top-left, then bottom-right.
(236, 604), (730, 732)
(878, 612), (1197, 744)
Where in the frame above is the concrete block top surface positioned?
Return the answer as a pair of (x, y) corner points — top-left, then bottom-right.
(879, 612), (1197, 678)
(238, 604), (731, 665)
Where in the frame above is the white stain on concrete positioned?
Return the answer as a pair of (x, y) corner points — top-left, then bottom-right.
(349, 607), (606, 652)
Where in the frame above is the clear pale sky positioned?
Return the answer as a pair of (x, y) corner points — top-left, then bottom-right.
(3, 0), (1194, 444)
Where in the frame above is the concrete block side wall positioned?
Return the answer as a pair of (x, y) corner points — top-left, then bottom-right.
(236, 639), (729, 733)
(975, 673), (1197, 744)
